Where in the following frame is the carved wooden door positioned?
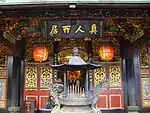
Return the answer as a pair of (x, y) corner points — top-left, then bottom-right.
(94, 63), (124, 110)
(140, 47), (150, 107)
(0, 66), (7, 109)
(24, 63), (52, 110)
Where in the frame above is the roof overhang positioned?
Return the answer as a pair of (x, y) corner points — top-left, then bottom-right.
(50, 63), (102, 71)
(1, 0), (150, 6)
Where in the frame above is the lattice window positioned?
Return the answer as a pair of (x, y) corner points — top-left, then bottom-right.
(141, 78), (150, 98)
(0, 67), (7, 109)
(140, 47), (150, 107)
(109, 65), (121, 87)
(0, 79), (6, 108)
(94, 67), (106, 86)
(140, 48), (148, 67)
(40, 67), (52, 89)
(0, 69), (7, 78)
(95, 63), (123, 109)
(25, 67), (37, 90)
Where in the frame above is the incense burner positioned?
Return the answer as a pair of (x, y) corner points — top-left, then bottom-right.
(46, 47), (107, 113)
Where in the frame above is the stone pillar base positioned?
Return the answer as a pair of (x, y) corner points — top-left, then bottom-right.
(128, 106), (139, 113)
(8, 106), (20, 113)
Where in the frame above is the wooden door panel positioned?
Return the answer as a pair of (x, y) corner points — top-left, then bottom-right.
(95, 63), (124, 109)
(24, 64), (52, 110)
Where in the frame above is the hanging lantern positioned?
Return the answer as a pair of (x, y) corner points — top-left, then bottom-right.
(99, 45), (114, 61)
(33, 45), (48, 62)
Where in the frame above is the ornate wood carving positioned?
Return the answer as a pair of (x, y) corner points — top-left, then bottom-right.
(0, 8), (150, 19)
(94, 67), (106, 86)
(0, 6), (149, 59)
(40, 67), (52, 89)
(25, 67), (37, 90)
(109, 65), (121, 87)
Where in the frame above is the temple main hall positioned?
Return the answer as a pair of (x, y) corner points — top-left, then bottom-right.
(0, 2), (149, 113)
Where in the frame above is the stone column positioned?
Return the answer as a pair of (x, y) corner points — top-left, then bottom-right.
(85, 39), (92, 91)
(125, 56), (140, 113)
(120, 38), (140, 113)
(19, 60), (25, 113)
(7, 56), (13, 112)
(7, 56), (25, 113)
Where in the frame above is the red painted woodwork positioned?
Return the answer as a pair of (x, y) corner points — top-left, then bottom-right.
(110, 95), (121, 108)
(96, 64), (124, 110)
(97, 90), (124, 109)
(97, 96), (107, 108)
(24, 63), (124, 110)
(40, 96), (49, 109)
(24, 64), (51, 110)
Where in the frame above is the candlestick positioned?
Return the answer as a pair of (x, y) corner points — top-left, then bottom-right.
(76, 86), (77, 94)
(73, 84), (74, 94)
(68, 86), (69, 94)
(78, 86), (79, 94)
(70, 85), (72, 94)
(80, 87), (82, 94)
(83, 88), (85, 97)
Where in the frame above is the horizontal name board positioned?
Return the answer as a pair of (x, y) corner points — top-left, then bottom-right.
(41, 20), (104, 38)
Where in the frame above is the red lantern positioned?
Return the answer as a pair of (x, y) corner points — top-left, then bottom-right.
(33, 45), (48, 62)
(99, 45), (114, 61)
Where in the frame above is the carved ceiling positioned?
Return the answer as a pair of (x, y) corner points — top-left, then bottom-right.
(0, 6), (150, 60)
(0, 18), (147, 42)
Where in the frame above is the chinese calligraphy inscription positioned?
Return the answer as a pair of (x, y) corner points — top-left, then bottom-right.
(43, 20), (103, 38)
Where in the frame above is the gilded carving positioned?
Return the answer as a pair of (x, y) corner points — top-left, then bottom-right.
(142, 78), (150, 98)
(0, 79), (6, 100)
(140, 46), (150, 106)
(25, 67), (37, 90)
(58, 39), (86, 51)
(0, 68), (7, 78)
(140, 48), (148, 67)
(0, 101), (6, 108)
(109, 65), (121, 87)
(40, 67), (52, 89)
(143, 100), (150, 107)
(94, 67), (106, 86)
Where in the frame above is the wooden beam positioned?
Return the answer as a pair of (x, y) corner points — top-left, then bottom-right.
(3, 31), (16, 44)
(0, 3), (150, 9)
